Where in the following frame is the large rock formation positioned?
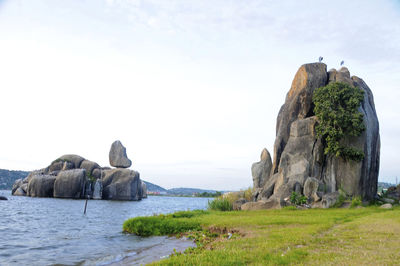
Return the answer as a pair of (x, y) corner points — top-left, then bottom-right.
(11, 141), (146, 201)
(250, 63), (380, 209)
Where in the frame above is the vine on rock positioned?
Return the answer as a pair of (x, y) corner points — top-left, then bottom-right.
(312, 82), (365, 161)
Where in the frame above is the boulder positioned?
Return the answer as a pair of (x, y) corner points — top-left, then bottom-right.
(321, 192), (339, 208)
(303, 177), (320, 202)
(233, 198), (247, 210)
(109, 140), (132, 168)
(12, 179), (23, 195)
(13, 187), (26, 196)
(27, 175), (56, 197)
(80, 160), (100, 176)
(49, 161), (65, 172)
(382, 198), (395, 204)
(0, 196), (8, 200)
(57, 154), (85, 169)
(257, 173), (278, 201)
(241, 198), (283, 210)
(20, 183), (28, 193)
(53, 169), (87, 199)
(102, 168), (142, 200)
(380, 203), (393, 209)
(252, 148), (272, 193)
(141, 181), (147, 198)
(92, 168), (102, 179)
(23, 169), (47, 184)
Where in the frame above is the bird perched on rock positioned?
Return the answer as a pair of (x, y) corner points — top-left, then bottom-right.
(340, 60), (344, 66)
(318, 56), (323, 62)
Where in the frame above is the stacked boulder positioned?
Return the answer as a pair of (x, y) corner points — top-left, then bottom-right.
(11, 141), (147, 201)
(243, 63), (380, 210)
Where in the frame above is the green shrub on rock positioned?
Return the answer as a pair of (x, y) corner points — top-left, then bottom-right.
(312, 82), (365, 161)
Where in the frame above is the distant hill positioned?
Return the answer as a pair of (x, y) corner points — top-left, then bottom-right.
(143, 181), (167, 192)
(0, 169), (29, 190)
(167, 187), (221, 195)
(378, 182), (396, 189)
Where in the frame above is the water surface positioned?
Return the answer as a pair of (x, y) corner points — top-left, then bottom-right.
(0, 190), (209, 265)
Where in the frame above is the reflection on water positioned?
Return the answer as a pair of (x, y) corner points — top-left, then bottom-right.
(0, 190), (208, 265)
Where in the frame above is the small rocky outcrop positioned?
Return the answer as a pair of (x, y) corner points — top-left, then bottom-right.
(251, 148), (272, 200)
(27, 174), (56, 197)
(249, 62), (380, 210)
(109, 140), (132, 168)
(102, 168), (142, 200)
(11, 141), (146, 201)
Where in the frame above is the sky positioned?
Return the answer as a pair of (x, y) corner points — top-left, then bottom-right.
(0, 0), (399, 190)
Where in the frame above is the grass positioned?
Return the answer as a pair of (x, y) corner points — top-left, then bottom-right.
(123, 210), (206, 236)
(123, 205), (400, 265)
(208, 197), (233, 211)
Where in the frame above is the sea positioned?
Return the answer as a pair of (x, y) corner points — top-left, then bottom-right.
(0, 190), (209, 265)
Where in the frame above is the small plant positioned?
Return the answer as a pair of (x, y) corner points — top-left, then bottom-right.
(333, 189), (347, 208)
(350, 196), (362, 208)
(290, 192), (308, 206)
(243, 187), (253, 201)
(207, 197), (233, 211)
(86, 171), (96, 183)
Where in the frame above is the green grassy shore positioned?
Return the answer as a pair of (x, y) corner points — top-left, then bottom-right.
(123, 206), (400, 265)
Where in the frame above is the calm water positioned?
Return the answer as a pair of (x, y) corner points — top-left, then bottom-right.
(0, 190), (209, 265)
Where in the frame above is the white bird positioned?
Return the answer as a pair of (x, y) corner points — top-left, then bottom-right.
(319, 56), (323, 62)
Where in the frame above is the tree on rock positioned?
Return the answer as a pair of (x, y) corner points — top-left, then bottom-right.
(313, 82), (365, 161)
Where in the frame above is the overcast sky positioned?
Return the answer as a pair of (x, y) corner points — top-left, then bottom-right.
(0, 0), (399, 190)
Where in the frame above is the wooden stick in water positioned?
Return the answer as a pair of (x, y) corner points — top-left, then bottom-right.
(84, 198), (88, 214)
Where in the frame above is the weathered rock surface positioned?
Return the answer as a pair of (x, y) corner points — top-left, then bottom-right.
(252, 148), (272, 199)
(80, 160), (100, 176)
(109, 140), (132, 168)
(92, 179), (103, 200)
(241, 198), (283, 210)
(233, 198), (247, 210)
(141, 181), (147, 199)
(12, 179), (23, 194)
(13, 187), (26, 196)
(251, 62), (380, 209)
(272, 63), (327, 175)
(53, 169), (87, 199)
(27, 175), (56, 197)
(303, 177), (320, 202)
(321, 192), (339, 208)
(57, 154), (85, 169)
(102, 169), (142, 200)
